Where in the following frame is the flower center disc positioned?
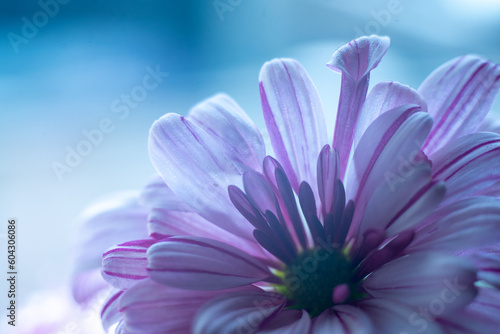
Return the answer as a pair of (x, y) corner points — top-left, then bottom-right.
(281, 248), (352, 317)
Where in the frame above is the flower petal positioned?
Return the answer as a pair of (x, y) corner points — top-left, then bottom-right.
(148, 208), (218, 238)
(363, 252), (477, 314)
(193, 290), (285, 334)
(328, 35), (390, 177)
(312, 305), (374, 334)
(409, 197), (500, 252)
(345, 105), (432, 238)
(102, 239), (156, 289)
(327, 35), (390, 80)
(353, 81), (427, 154)
(478, 116), (500, 134)
(148, 113), (253, 240)
(259, 58), (328, 193)
(139, 174), (190, 211)
(72, 191), (149, 303)
(437, 287), (500, 334)
(189, 93), (266, 172)
(101, 289), (124, 331)
(115, 321), (126, 334)
(147, 236), (272, 290)
(243, 170), (279, 217)
(71, 268), (110, 306)
(466, 246), (500, 289)
(316, 145), (340, 219)
(431, 132), (500, 205)
(119, 278), (254, 334)
(258, 310), (311, 334)
(148, 207), (265, 258)
(357, 161), (446, 239)
(419, 55), (500, 154)
(361, 298), (446, 334)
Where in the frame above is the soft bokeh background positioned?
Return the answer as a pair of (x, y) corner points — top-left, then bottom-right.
(1, 0), (500, 331)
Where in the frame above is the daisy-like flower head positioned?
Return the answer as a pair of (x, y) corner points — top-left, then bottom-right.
(100, 36), (500, 333)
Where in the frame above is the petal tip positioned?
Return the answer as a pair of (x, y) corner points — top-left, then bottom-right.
(327, 35), (391, 81)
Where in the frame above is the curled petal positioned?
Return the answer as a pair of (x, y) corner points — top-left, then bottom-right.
(328, 35), (390, 177)
(327, 35), (390, 80)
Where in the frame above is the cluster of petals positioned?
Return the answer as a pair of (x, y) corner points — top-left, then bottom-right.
(81, 35), (500, 334)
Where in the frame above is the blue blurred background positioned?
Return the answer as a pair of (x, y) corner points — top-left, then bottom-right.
(1, 0), (499, 327)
